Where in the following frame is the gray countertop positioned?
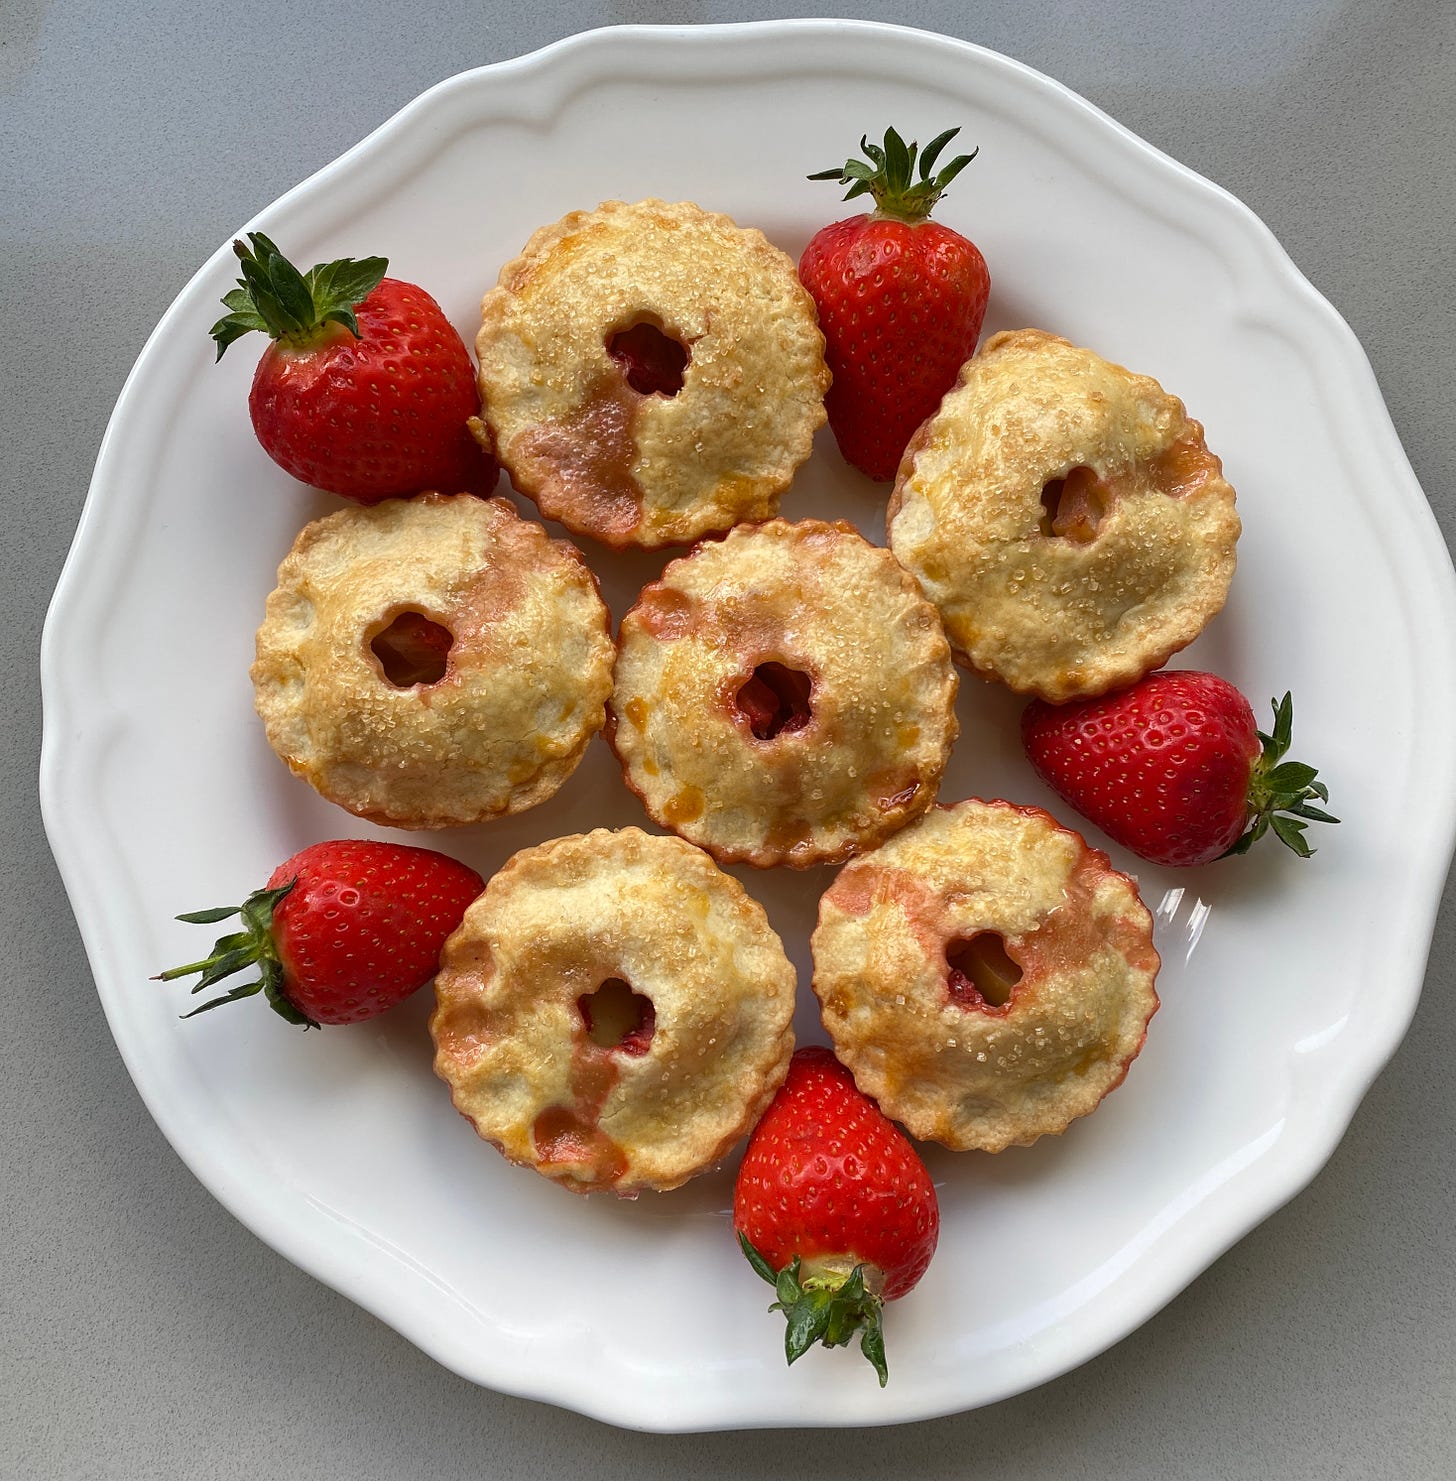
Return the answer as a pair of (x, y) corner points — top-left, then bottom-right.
(5, 2), (1454, 1475)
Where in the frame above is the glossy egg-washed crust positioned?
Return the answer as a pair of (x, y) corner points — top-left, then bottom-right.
(430, 828), (797, 1194)
(609, 519), (959, 870)
(251, 494), (614, 828)
(813, 799), (1160, 1152)
(474, 199), (830, 548)
(888, 329), (1240, 701)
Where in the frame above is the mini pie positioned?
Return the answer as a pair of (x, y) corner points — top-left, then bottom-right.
(430, 828), (797, 1195)
(473, 198), (830, 548)
(609, 518), (959, 869)
(888, 328), (1240, 701)
(251, 493), (613, 828)
(812, 798), (1160, 1152)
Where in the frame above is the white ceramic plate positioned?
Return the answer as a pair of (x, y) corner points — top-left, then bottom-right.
(41, 20), (1456, 1431)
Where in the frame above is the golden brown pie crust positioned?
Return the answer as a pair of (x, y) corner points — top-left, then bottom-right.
(812, 798), (1160, 1152)
(608, 518), (959, 869)
(474, 199), (829, 548)
(251, 493), (613, 828)
(430, 828), (797, 1194)
(888, 329), (1240, 701)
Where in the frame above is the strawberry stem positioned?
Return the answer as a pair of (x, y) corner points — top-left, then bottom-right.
(209, 233), (388, 361)
(153, 880), (317, 1027)
(738, 1232), (889, 1385)
(1225, 692), (1339, 859)
(809, 125), (978, 223)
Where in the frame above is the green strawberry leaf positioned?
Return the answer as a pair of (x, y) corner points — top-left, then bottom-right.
(259, 241), (316, 334)
(174, 904), (241, 925)
(1265, 761), (1319, 792)
(1271, 814), (1312, 857)
(209, 288), (271, 347)
(736, 1235), (889, 1386)
(882, 126), (912, 194)
(774, 1260), (803, 1310)
(307, 256), (388, 314)
(156, 877), (315, 1027)
(234, 239), (306, 341)
(859, 1319), (889, 1387)
(1271, 692), (1294, 752)
(739, 1231), (780, 1287)
(809, 124), (979, 221)
(210, 234), (388, 360)
(261, 955), (317, 1029)
(181, 979), (265, 1018)
(1291, 802), (1339, 824)
(919, 126), (959, 178)
(1226, 693), (1338, 860)
(785, 1291), (836, 1364)
(207, 314), (262, 358)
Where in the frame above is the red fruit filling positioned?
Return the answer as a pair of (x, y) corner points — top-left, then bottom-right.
(607, 320), (689, 397)
(532, 1104), (629, 1184)
(1040, 466), (1109, 544)
(578, 977), (656, 1056)
(945, 932), (1023, 1011)
(371, 611), (453, 686)
(735, 662), (813, 740)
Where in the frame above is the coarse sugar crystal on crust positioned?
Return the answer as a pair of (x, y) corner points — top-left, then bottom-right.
(251, 493), (613, 829)
(888, 329), (1241, 702)
(608, 518), (960, 870)
(474, 198), (830, 549)
(430, 828), (797, 1195)
(812, 798), (1160, 1152)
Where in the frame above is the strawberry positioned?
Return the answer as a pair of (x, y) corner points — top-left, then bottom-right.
(733, 1045), (938, 1385)
(800, 126), (990, 481)
(1022, 673), (1338, 868)
(156, 839), (484, 1028)
(210, 233), (494, 502)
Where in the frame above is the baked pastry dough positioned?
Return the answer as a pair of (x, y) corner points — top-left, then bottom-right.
(812, 798), (1160, 1152)
(888, 329), (1240, 701)
(474, 199), (829, 548)
(609, 519), (959, 869)
(252, 493), (613, 828)
(430, 828), (797, 1194)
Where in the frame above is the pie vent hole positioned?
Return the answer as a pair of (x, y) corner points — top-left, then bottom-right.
(578, 977), (656, 1056)
(1039, 465), (1108, 544)
(946, 933), (1023, 1010)
(735, 662), (813, 740)
(371, 611), (453, 687)
(607, 319), (689, 397)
